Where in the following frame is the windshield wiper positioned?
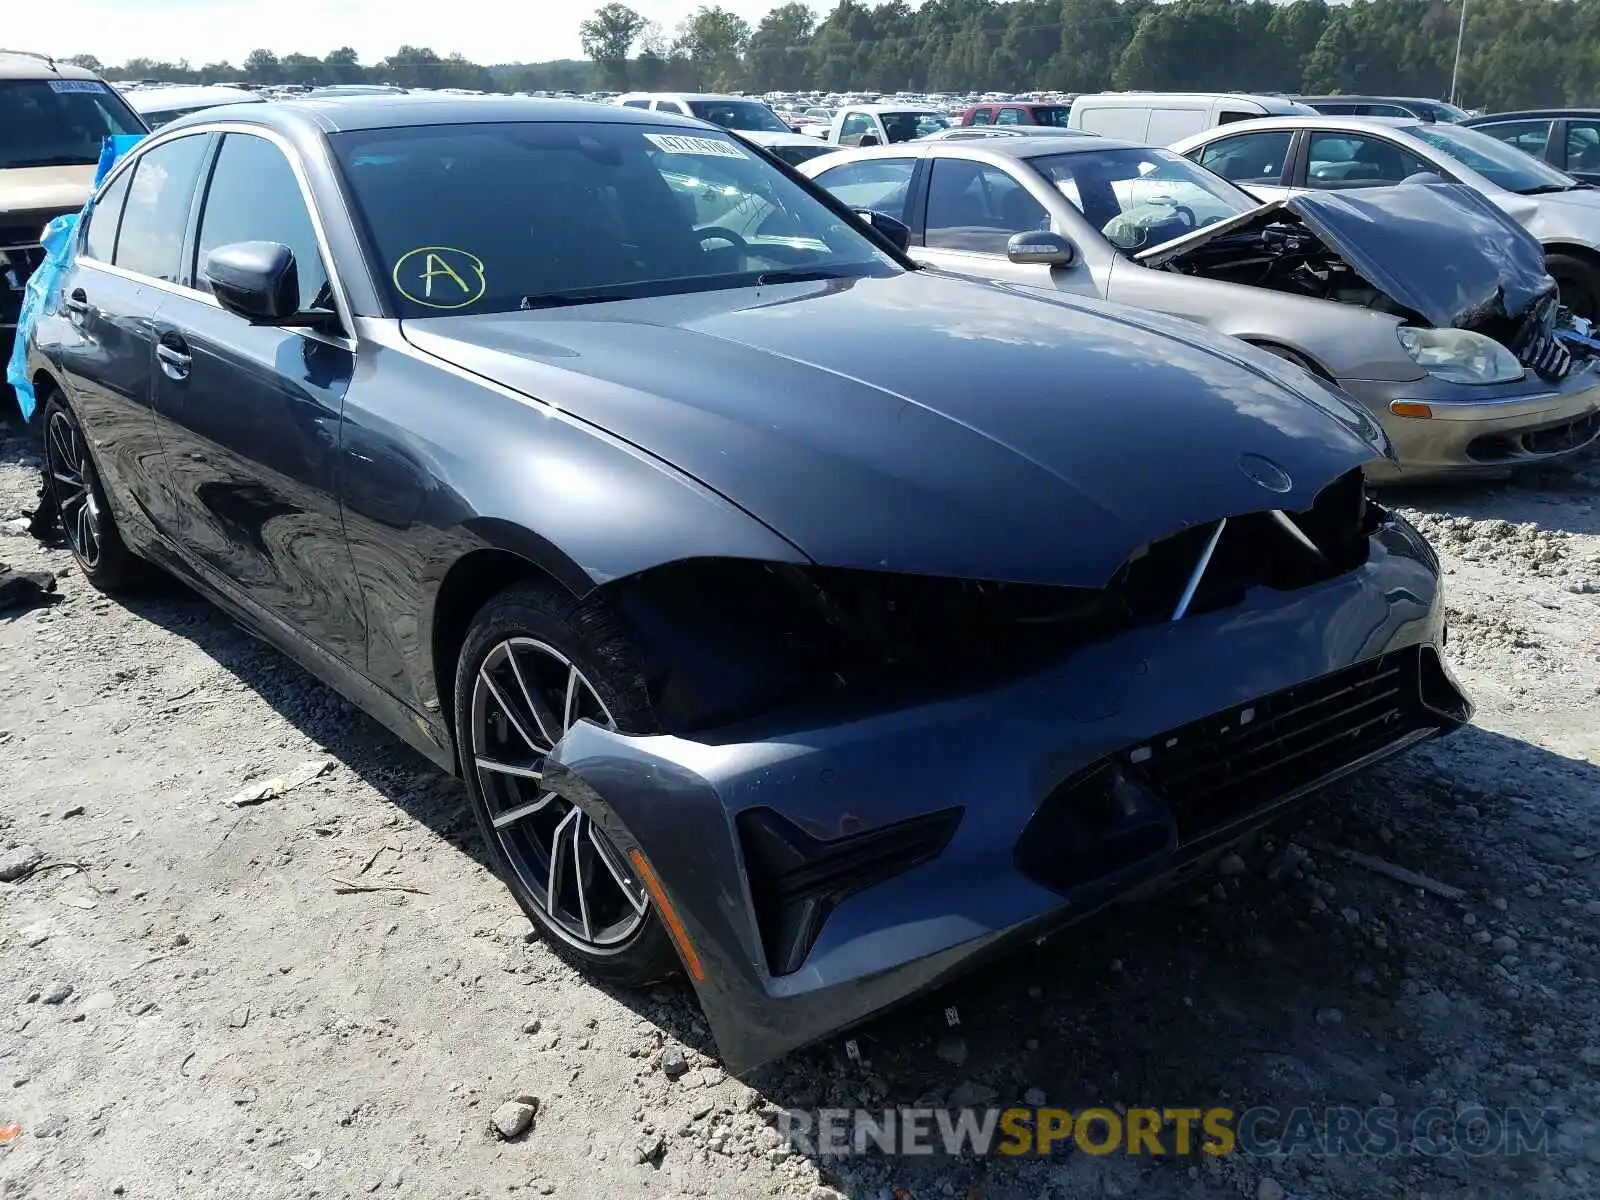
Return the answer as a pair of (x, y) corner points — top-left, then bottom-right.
(517, 290), (640, 310)
(1517, 183), (1583, 195)
(754, 267), (857, 286)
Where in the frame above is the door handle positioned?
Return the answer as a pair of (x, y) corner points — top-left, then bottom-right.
(156, 336), (192, 380)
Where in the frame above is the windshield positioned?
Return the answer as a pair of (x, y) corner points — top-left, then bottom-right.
(0, 78), (147, 169)
(882, 111), (951, 142)
(1418, 100), (1471, 123)
(1031, 146), (1257, 251)
(331, 121), (899, 317)
(687, 100), (792, 134)
(1406, 123), (1577, 193)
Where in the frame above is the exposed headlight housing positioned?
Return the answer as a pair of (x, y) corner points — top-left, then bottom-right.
(1397, 327), (1523, 385)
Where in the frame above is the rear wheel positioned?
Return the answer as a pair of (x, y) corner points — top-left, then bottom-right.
(40, 392), (146, 590)
(1547, 252), (1600, 322)
(453, 581), (679, 985)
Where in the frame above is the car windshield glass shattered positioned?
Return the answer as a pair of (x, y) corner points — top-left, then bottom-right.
(331, 121), (900, 315)
(1032, 146), (1258, 251)
(686, 100), (792, 134)
(1407, 123), (1579, 194)
(0, 79), (147, 169)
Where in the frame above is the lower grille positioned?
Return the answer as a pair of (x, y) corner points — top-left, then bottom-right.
(1468, 409), (1600, 462)
(1508, 295), (1573, 382)
(2, 243), (46, 327)
(1123, 647), (1442, 841)
(739, 806), (963, 976)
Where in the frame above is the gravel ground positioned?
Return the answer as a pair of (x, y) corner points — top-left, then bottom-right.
(1, 426), (1598, 1200)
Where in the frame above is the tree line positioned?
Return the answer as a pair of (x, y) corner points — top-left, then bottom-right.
(68, 0), (1600, 113)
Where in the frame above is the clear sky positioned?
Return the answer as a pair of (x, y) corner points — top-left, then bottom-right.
(17, 0), (791, 67)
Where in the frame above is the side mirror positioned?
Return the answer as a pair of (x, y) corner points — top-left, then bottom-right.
(858, 132), (881, 147)
(204, 241), (300, 324)
(853, 208), (911, 252)
(1007, 230), (1076, 267)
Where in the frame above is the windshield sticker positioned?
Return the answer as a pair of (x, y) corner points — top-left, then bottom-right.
(392, 246), (486, 309)
(643, 133), (748, 160)
(49, 80), (108, 94)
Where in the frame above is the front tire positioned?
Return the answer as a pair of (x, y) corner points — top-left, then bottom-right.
(1547, 252), (1600, 322)
(453, 581), (679, 986)
(40, 392), (146, 590)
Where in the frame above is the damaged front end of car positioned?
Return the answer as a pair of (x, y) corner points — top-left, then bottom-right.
(1138, 180), (1593, 384)
(539, 467), (1471, 1073)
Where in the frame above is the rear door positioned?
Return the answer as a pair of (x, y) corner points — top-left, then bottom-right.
(1187, 128), (1298, 202)
(148, 130), (366, 665)
(52, 133), (214, 536)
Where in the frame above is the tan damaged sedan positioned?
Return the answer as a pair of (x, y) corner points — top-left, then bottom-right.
(801, 136), (1600, 482)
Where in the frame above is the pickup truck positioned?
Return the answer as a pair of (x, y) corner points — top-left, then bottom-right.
(821, 104), (952, 146)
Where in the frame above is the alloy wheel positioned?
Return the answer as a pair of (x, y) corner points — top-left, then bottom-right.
(469, 638), (649, 952)
(46, 409), (102, 570)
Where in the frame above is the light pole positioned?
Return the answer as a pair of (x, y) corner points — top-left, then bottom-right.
(1450, 0), (1469, 105)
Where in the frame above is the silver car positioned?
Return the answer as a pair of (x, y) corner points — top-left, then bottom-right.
(1168, 116), (1600, 320)
(801, 137), (1600, 482)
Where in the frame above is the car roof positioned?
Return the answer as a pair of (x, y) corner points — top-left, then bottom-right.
(0, 50), (101, 81)
(126, 84), (264, 110)
(1463, 108), (1600, 122)
(844, 103), (943, 114)
(1298, 95), (1441, 105)
(816, 136), (1145, 166)
(617, 92), (756, 103)
(1174, 114), (1419, 141)
(161, 94), (699, 136)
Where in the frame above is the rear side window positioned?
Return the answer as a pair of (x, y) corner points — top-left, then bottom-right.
(997, 108), (1024, 126)
(113, 134), (211, 282)
(82, 170), (131, 261)
(194, 133), (331, 311)
(622, 100), (650, 109)
(1196, 130), (1294, 185)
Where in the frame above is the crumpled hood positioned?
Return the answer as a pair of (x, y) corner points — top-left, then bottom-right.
(1142, 181), (1556, 332)
(403, 270), (1387, 588)
(0, 164), (97, 221)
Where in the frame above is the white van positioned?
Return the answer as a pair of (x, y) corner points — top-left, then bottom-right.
(1068, 92), (1314, 143)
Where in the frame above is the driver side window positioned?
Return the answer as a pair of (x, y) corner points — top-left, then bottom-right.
(839, 113), (875, 145)
(924, 160), (1049, 254)
(812, 158), (916, 223)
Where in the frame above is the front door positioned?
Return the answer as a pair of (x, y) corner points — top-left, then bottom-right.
(149, 130), (367, 666)
(914, 158), (1102, 299)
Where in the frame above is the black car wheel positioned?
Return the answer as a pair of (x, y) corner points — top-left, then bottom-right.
(1547, 252), (1600, 322)
(454, 581), (679, 985)
(41, 392), (145, 590)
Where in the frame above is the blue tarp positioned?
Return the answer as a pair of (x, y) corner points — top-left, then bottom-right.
(7, 133), (144, 422)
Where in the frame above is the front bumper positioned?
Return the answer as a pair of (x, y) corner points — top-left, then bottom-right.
(1344, 362), (1600, 483)
(544, 515), (1470, 1073)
